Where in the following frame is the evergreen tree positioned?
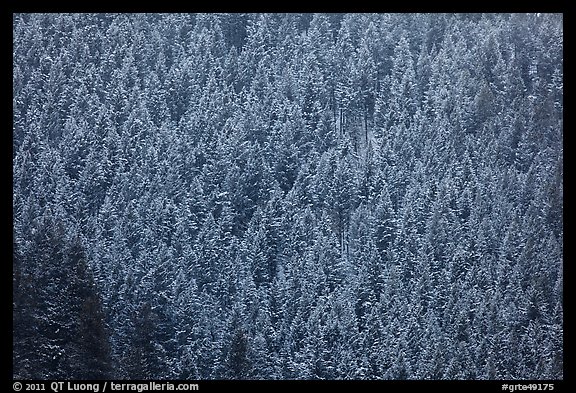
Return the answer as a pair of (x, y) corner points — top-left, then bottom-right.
(13, 218), (112, 379)
(13, 13), (563, 380)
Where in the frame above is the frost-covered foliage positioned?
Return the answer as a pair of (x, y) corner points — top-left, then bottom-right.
(13, 13), (562, 380)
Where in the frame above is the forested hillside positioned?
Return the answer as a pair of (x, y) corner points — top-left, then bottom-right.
(13, 13), (563, 380)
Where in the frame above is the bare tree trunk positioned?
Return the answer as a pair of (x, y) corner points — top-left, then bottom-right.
(364, 109), (368, 145)
(339, 108), (344, 137)
(332, 90), (337, 136)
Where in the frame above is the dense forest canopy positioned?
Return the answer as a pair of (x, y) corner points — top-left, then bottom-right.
(13, 13), (562, 380)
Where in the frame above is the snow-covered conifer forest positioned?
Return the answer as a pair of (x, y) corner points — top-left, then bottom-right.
(13, 13), (562, 380)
